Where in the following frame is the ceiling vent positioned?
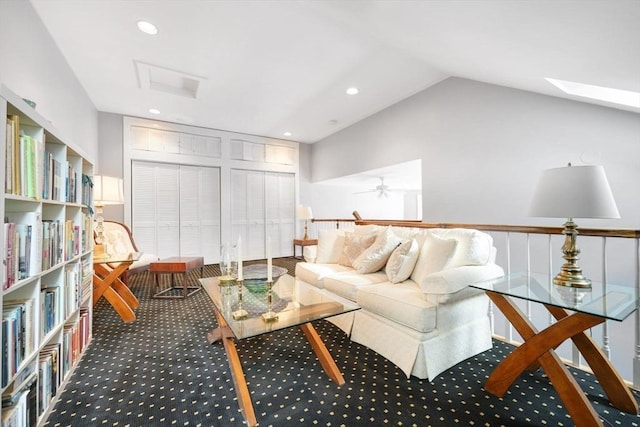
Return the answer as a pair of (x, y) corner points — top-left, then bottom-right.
(135, 61), (206, 99)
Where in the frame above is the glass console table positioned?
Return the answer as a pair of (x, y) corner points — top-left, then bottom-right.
(93, 252), (141, 323)
(200, 273), (359, 427)
(471, 272), (639, 427)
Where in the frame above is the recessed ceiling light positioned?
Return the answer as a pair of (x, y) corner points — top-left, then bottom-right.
(283, 131), (292, 137)
(346, 87), (359, 95)
(546, 78), (640, 108)
(137, 20), (158, 35)
(149, 108), (160, 114)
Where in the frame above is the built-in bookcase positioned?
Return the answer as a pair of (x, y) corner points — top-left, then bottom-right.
(1, 84), (94, 425)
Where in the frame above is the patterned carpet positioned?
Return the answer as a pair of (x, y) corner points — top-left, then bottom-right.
(43, 258), (640, 427)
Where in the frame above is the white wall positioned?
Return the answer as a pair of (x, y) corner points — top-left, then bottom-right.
(0, 0), (98, 163)
(98, 112), (125, 221)
(309, 77), (640, 228)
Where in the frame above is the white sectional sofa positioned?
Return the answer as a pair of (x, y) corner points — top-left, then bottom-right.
(295, 223), (504, 381)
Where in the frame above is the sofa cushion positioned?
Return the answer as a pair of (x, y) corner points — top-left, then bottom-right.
(316, 229), (346, 264)
(432, 228), (493, 268)
(294, 262), (353, 288)
(353, 227), (402, 274)
(410, 233), (458, 286)
(385, 239), (420, 283)
(323, 271), (389, 301)
(420, 264), (505, 301)
(338, 232), (376, 267)
(356, 281), (437, 333)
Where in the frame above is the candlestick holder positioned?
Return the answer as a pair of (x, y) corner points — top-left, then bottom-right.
(261, 280), (278, 322)
(232, 279), (248, 320)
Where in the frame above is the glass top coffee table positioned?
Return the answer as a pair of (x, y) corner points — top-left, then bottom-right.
(471, 272), (639, 427)
(200, 273), (359, 427)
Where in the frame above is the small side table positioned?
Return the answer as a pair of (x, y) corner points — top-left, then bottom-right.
(151, 256), (204, 299)
(471, 272), (639, 427)
(292, 239), (318, 259)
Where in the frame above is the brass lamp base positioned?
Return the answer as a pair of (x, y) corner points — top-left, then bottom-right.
(553, 270), (592, 288)
(554, 218), (592, 289)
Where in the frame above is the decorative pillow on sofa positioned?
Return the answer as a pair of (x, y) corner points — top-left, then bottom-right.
(353, 227), (402, 274)
(316, 229), (346, 264)
(434, 228), (493, 268)
(385, 238), (420, 283)
(338, 232), (377, 267)
(410, 233), (458, 286)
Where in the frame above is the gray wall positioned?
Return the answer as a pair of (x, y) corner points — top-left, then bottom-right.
(98, 112), (125, 221)
(0, 0), (98, 162)
(310, 77), (640, 228)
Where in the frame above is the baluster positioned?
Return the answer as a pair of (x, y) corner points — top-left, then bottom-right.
(633, 237), (640, 387)
(504, 232), (513, 342)
(601, 237), (611, 358)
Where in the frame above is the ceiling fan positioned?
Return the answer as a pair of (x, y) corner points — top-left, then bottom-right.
(354, 177), (396, 198)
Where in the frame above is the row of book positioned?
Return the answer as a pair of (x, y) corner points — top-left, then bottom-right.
(1, 310), (90, 426)
(5, 115), (90, 204)
(3, 213), (93, 290)
(2, 265), (87, 389)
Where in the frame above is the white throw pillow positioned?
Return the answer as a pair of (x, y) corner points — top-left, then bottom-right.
(437, 228), (493, 268)
(316, 229), (345, 264)
(338, 232), (376, 267)
(385, 238), (420, 283)
(353, 227), (402, 274)
(410, 233), (458, 286)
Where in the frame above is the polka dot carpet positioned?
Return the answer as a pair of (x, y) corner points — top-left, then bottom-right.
(44, 259), (640, 427)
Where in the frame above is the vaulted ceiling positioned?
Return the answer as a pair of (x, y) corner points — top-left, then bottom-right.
(31, 0), (640, 144)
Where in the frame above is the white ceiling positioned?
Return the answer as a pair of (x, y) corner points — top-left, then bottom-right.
(30, 0), (640, 145)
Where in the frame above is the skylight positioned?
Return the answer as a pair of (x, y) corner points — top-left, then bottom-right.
(546, 78), (640, 108)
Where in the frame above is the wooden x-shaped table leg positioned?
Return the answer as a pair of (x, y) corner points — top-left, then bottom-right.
(93, 262), (139, 322)
(485, 291), (638, 427)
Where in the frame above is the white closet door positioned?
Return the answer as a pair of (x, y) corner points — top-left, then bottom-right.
(265, 172), (295, 258)
(132, 161), (180, 259)
(154, 163), (180, 259)
(231, 169), (266, 261)
(179, 166), (201, 258)
(199, 167), (221, 264)
(131, 161), (158, 254)
(179, 166), (220, 264)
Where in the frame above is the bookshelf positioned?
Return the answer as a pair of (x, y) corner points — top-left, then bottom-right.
(1, 84), (94, 426)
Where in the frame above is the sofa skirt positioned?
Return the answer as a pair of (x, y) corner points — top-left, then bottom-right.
(350, 295), (492, 381)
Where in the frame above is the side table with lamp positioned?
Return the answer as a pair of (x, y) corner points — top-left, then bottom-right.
(471, 163), (637, 427)
(293, 205), (317, 259)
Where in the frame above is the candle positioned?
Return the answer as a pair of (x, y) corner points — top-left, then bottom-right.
(267, 236), (272, 281)
(237, 236), (243, 281)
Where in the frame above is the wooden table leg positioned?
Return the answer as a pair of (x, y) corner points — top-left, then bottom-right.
(486, 292), (604, 427)
(300, 323), (345, 386)
(101, 286), (136, 323)
(212, 311), (257, 427)
(93, 262), (137, 322)
(546, 305), (639, 414)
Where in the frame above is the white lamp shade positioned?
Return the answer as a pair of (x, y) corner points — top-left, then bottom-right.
(529, 165), (620, 219)
(297, 205), (313, 220)
(94, 175), (124, 205)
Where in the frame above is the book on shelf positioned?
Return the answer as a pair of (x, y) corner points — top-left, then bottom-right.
(2, 299), (36, 389)
(6, 114), (21, 195)
(3, 222), (16, 290)
(40, 284), (61, 340)
(4, 211), (42, 279)
(5, 117), (14, 194)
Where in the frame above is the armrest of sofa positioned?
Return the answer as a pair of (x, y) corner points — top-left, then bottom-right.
(418, 264), (504, 304)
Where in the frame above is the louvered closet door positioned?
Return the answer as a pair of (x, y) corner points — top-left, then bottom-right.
(132, 161), (180, 259)
(231, 169), (266, 261)
(265, 172), (295, 258)
(179, 165), (220, 264)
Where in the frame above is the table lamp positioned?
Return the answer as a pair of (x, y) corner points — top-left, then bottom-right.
(93, 175), (125, 259)
(529, 163), (619, 288)
(297, 205), (313, 240)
